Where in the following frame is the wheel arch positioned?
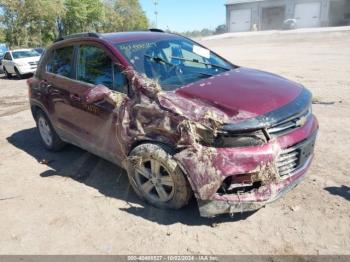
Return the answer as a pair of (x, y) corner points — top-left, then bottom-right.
(128, 139), (196, 196)
(128, 139), (178, 156)
(30, 102), (51, 121)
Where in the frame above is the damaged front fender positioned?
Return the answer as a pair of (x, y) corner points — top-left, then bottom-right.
(105, 68), (317, 217)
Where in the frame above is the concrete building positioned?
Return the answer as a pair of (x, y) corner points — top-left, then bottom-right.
(226, 0), (350, 32)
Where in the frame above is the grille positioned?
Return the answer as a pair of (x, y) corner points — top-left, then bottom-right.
(29, 61), (38, 66)
(277, 147), (301, 177)
(268, 108), (311, 136)
(276, 132), (316, 178)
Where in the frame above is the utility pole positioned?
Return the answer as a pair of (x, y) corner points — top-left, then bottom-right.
(153, 0), (158, 28)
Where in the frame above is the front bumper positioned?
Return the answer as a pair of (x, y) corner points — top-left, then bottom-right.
(198, 155), (312, 217)
(175, 115), (318, 217)
(16, 64), (37, 75)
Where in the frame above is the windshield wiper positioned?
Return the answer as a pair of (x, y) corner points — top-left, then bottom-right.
(170, 56), (230, 71)
(144, 54), (176, 68)
(194, 72), (214, 77)
(144, 54), (214, 78)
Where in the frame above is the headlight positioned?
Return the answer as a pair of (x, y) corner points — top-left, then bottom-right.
(15, 62), (27, 67)
(213, 130), (267, 147)
(196, 126), (268, 148)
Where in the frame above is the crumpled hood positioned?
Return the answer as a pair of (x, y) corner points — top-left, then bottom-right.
(158, 67), (304, 125)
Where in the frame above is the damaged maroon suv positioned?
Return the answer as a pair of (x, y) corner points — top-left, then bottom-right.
(28, 30), (318, 217)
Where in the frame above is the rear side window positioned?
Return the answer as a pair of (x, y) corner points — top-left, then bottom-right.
(77, 45), (127, 93)
(46, 46), (74, 78)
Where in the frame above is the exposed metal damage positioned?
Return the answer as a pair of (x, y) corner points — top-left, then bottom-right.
(94, 67), (318, 217)
(27, 31), (319, 218)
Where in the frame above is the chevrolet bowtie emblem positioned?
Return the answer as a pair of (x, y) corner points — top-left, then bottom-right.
(295, 116), (307, 127)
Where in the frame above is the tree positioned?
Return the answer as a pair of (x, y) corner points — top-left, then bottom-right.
(100, 0), (123, 33)
(0, 0), (65, 47)
(214, 24), (227, 35)
(113, 0), (148, 31)
(60, 0), (104, 35)
(0, 0), (148, 47)
(23, 0), (65, 46)
(0, 29), (4, 42)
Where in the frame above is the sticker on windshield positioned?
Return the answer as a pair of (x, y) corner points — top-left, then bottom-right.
(193, 45), (210, 59)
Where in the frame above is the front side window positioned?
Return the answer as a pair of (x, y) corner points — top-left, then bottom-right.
(46, 46), (74, 78)
(77, 45), (113, 88)
(4, 52), (12, 60)
(115, 37), (232, 91)
(77, 45), (127, 93)
(12, 50), (40, 59)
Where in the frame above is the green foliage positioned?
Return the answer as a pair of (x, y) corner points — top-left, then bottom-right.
(113, 0), (148, 31)
(0, 29), (4, 42)
(61, 0), (104, 35)
(101, 0), (148, 32)
(0, 0), (149, 48)
(214, 24), (227, 35)
(181, 28), (214, 38)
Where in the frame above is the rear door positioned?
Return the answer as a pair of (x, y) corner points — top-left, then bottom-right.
(43, 44), (101, 150)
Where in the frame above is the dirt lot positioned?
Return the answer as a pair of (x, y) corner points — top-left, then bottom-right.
(0, 29), (349, 255)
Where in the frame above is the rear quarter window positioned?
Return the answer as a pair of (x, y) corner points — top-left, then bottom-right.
(46, 46), (74, 78)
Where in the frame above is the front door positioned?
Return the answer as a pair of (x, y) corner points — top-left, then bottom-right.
(42, 45), (90, 146)
(72, 43), (129, 164)
(42, 43), (129, 165)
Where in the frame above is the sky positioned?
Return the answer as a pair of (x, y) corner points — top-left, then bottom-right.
(139, 0), (227, 32)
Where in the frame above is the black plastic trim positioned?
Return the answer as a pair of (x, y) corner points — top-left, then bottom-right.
(54, 32), (101, 43)
(148, 28), (165, 33)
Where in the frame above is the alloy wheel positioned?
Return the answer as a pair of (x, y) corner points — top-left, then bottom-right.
(38, 116), (53, 147)
(135, 159), (175, 202)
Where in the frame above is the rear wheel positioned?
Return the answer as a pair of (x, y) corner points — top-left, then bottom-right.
(36, 110), (66, 151)
(128, 143), (192, 209)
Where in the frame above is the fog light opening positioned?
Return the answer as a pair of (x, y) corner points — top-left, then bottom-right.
(217, 174), (262, 195)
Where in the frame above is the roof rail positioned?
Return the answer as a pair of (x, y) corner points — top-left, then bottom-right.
(54, 32), (101, 42)
(149, 28), (164, 33)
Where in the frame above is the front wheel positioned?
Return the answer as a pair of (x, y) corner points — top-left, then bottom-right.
(3, 67), (12, 79)
(128, 143), (192, 209)
(14, 67), (23, 79)
(36, 111), (66, 151)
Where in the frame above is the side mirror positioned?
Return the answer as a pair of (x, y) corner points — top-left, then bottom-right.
(85, 84), (111, 104)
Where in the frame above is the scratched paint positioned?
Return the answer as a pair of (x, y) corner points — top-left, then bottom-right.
(80, 67), (318, 217)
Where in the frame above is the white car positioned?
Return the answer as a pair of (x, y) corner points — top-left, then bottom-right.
(2, 49), (41, 78)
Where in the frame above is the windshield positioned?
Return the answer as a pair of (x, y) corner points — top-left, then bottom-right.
(115, 37), (233, 91)
(0, 44), (8, 56)
(12, 50), (40, 59)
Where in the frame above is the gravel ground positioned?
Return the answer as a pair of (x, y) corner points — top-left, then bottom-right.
(0, 29), (349, 255)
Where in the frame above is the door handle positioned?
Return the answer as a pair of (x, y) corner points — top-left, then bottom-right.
(70, 93), (81, 102)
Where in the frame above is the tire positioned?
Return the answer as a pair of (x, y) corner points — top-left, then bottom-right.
(14, 67), (23, 79)
(3, 67), (12, 79)
(35, 110), (66, 151)
(128, 143), (192, 210)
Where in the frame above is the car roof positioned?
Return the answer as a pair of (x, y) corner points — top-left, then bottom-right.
(54, 31), (182, 46)
(100, 31), (180, 44)
(10, 49), (35, 52)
